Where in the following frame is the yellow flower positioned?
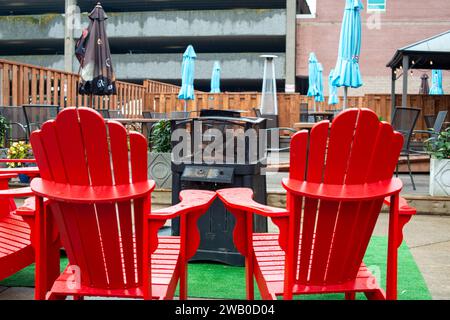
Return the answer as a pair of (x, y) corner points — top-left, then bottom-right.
(19, 147), (24, 152)
(12, 142), (18, 147)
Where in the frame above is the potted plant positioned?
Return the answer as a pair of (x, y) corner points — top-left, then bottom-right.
(148, 120), (172, 189)
(425, 128), (450, 196)
(7, 141), (34, 183)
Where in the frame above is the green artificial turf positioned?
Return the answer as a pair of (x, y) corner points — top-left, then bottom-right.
(0, 236), (431, 300)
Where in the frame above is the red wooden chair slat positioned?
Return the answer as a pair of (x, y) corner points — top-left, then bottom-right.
(29, 107), (216, 300)
(326, 111), (381, 283)
(298, 121), (328, 284)
(108, 122), (137, 286)
(217, 108), (416, 300)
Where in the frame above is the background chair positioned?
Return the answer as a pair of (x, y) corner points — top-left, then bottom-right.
(411, 110), (448, 153)
(96, 109), (110, 118)
(108, 110), (122, 119)
(29, 108), (215, 300)
(143, 112), (167, 119)
(217, 108), (415, 300)
(0, 172), (36, 281)
(22, 105), (60, 140)
(391, 107), (421, 190)
(170, 111), (191, 119)
(299, 103), (310, 122)
(0, 106), (28, 147)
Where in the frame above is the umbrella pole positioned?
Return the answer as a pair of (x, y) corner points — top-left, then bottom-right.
(343, 87), (348, 109)
(184, 100), (187, 112)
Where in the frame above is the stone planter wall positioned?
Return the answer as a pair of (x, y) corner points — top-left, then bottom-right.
(430, 158), (450, 197)
(148, 152), (172, 190)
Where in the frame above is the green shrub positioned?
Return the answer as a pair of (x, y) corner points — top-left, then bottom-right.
(150, 120), (172, 153)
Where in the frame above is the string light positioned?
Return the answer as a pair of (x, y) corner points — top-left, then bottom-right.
(430, 60), (434, 65)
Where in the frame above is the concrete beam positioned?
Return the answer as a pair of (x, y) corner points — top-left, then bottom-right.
(2, 53), (286, 81)
(285, 0), (296, 92)
(0, 9), (286, 41)
(64, 0), (77, 73)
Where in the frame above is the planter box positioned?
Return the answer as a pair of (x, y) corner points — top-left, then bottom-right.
(430, 158), (450, 197)
(148, 152), (172, 189)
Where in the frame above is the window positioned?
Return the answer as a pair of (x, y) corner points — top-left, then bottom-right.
(296, 0), (316, 18)
(367, 0), (386, 12)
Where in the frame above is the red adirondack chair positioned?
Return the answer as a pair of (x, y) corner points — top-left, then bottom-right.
(217, 108), (416, 300)
(29, 107), (216, 300)
(0, 172), (35, 281)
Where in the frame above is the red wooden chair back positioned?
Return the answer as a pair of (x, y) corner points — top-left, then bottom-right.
(287, 108), (403, 287)
(30, 107), (149, 289)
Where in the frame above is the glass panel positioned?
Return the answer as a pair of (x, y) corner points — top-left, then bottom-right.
(367, 0), (386, 11)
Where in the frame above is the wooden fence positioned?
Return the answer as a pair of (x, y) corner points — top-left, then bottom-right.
(144, 92), (450, 131)
(0, 59), (151, 117)
(143, 79), (181, 94)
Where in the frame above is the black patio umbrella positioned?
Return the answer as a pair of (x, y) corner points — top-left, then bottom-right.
(77, 2), (116, 96)
(419, 73), (430, 95)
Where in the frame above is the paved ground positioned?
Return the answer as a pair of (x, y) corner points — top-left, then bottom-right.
(0, 154), (447, 300)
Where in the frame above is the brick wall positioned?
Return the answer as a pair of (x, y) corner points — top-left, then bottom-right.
(296, 0), (450, 95)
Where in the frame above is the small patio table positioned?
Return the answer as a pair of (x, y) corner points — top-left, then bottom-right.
(106, 118), (162, 137)
(309, 111), (335, 122)
(293, 122), (316, 131)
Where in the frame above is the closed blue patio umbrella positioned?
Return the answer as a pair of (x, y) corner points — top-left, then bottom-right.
(307, 52), (320, 111)
(178, 45), (197, 111)
(210, 61), (221, 93)
(332, 0), (364, 108)
(315, 63), (325, 103)
(429, 70), (444, 95)
(328, 69), (339, 105)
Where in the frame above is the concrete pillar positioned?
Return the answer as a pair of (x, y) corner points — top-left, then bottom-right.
(402, 55), (409, 107)
(64, 0), (77, 73)
(285, 0), (297, 93)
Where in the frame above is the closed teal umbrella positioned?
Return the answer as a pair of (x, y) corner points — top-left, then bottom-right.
(178, 45), (197, 110)
(315, 63), (325, 103)
(307, 52), (319, 98)
(307, 52), (320, 111)
(332, 0), (363, 108)
(429, 70), (444, 95)
(210, 61), (221, 93)
(328, 69), (339, 105)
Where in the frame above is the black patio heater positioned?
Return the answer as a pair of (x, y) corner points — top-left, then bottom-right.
(171, 110), (268, 266)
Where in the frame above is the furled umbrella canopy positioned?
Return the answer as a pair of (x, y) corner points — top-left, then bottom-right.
(331, 0), (363, 108)
(315, 63), (325, 103)
(307, 52), (319, 98)
(78, 3), (116, 96)
(328, 69), (339, 105)
(178, 45), (197, 105)
(429, 70), (444, 95)
(210, 61), (221, 93)
(419, 74), (430, 95)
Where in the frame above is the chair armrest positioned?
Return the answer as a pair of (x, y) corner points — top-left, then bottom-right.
(0, 159), (37, 164)
(0, 167), (39, 177)
(216, 188), (288, 218)
(0, 186), (33, 199)
(0, 173), (18, 180)
(384, 196), (416, 216)
(150, 190), (216, 220)
(15, 197), (36, 217)
(282, 178), (403, 201)
(30, 178), (155, 203)
(413, 130), (434, 135)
